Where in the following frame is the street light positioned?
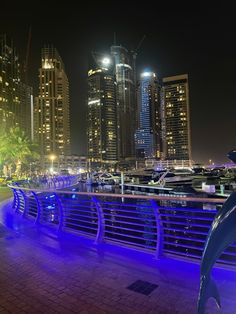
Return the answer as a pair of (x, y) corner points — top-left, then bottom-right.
(49, 154), (56, 174)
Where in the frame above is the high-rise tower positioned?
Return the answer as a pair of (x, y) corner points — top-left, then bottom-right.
(162, 74), (191, 161)
(87, 58), (117, 165)
(110, 45), (135, 160)
(0, 34), (33, 139)
(0, 35), (20, 131)
(135, 71), (161, 159)
(34, 46), (71, 159)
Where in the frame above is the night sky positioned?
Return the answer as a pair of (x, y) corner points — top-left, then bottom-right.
(1, 3), (235, 164)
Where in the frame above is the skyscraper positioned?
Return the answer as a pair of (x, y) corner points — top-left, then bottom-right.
(0, 34), (33, 139)
(162, 74), (191, 161)
(110, 45), (135, 160)
(0, 35), (19, 131)
(34, 46), (70, 159)
(135, 71), (161, 159)
(87, 59), (117, 165)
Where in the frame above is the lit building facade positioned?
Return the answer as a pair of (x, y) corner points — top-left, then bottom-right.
(162, 74), (191, 161)
(34, 46), (71, 160)
(0, 34), (32, 137)
(87, 64), (117, 165)
(0, 35), (21, 130)
(110, 45), (135, 160)
(58, 155), (87, 173)
(43, 155), (87, 174)
(0, 35), (20, 131)
(135, 71), (161, 159)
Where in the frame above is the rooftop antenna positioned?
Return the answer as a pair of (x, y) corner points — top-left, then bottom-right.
(132, 35), (146, 87)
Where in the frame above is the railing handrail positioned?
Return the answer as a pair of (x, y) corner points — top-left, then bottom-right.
(7, 184), (225, 204)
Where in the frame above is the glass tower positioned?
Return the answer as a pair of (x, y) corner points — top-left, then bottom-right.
(87, 61), (117, 165)
(110, 45), (135, 160)
(135, 72), (161, 159)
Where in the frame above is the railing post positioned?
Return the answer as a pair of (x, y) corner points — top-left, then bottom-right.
(54, 193), (64, 232)
(12, 183), (21, 213)
(31, 191), (42, 224)
(14, 183), (28, 217)
(21, 189), (29, 218)
(150, 199), (163, 259)
(92, 196), (105, 244)
(11, 188), (19, 212)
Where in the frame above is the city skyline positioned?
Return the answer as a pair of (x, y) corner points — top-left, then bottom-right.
(1, 5), (235, 164)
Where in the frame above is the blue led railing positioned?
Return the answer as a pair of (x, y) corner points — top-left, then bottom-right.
(8, 183), (236, 266)
(11, 175), (78, 190)
(10, 175), (78, 215)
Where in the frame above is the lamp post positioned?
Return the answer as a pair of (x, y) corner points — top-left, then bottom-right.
(49, 154), (56, 174)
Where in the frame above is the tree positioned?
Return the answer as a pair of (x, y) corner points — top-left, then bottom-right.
(0, 127), (39, 177)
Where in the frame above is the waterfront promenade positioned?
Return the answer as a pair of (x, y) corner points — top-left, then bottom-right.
(0, 198), (236, 314)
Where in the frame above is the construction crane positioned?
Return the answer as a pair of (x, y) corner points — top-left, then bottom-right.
(133, 35), (146, 58)
(132, 35), (146, 87)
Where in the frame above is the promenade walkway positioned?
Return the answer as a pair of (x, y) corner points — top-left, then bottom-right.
(0, 199), (236, 314)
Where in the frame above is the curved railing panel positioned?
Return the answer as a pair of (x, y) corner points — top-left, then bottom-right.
(98, 197), (158, 251)
(61, 194), (99, 237)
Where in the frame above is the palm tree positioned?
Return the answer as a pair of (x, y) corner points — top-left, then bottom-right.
(0, 128), (14, 176)
(0, 127), (39, 177)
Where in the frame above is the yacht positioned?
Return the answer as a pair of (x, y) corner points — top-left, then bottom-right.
(150, 169), (193, 187)
(228, 149), (236, 163)
(96, 172), (122, 185)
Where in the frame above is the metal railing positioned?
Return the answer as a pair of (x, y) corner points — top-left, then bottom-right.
(11, 175), (78, 190)
(8, 183), (236, 266)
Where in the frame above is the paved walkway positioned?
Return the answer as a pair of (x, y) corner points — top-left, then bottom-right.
(0, 199), (236, 314)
